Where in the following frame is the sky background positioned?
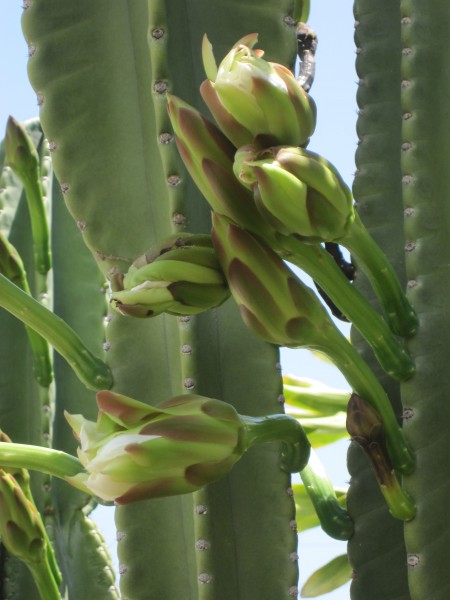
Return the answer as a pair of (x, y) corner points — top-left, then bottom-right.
(0, 2), (357, 598)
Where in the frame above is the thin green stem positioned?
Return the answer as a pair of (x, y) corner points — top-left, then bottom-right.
(29, 562), (62, 600)
(300, 450), (353, 540)
(240, 413), (310, 472)
(0, 273), (112, 390)
(0, 442), (83, 479)
(277, 236), (415, 381)
(21, 172), (52, 276)
(342, 213), (418, 337)
(314, 322), (415, 475)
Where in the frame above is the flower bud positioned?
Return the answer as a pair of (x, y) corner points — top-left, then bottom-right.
(0, 469), (62, 594)
(211, 212), (334, 348)
(4, 116), (40, 182)
(346, 394), (416, 521)
(65, 391), (245, 504)
(234, 145), (354, 242)
(110, 233), (230, 318)
(201, 34), (316, 147)
(167, 94), (270, 238)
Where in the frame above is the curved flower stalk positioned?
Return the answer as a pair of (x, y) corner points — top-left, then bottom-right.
(167, 94), (415, 382)
(0, 272), (112, 391)
(200, 34), (316, 148)
(212, 212), (414, 475)
(300, 451), (353, 540)
(110, 233), (229, 318)
(235, 145), (418, 338)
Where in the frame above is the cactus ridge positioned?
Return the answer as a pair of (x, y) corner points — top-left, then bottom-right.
(348, 2), (411, 599)
(400, 2), (450, 598)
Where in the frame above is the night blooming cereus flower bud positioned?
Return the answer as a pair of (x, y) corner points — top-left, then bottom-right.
(200, 34), (316, 147)
(211, 212), (335, 349)
(110, 233), (230, 318)
(234, 145), (355, 242)
(65, 391), (245, 504)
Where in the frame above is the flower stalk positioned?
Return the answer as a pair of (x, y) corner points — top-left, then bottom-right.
(0, 232), (52, 386)
(0, 273), (112, 391)
(300, 451), (354, 540)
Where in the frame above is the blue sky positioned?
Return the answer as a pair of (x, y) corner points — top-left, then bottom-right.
(1, 2), (356, 598)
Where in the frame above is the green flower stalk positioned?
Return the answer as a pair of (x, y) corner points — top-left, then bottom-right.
(300, 451), (354, 540)
(235, 145), (418, 337)
(0, 232), (52, 386)
(5, 116), (51, 276)
(110, 233), (229, 318)
(346, 394), (416, 522)
(0, 272), (112, 391)
(167, 94), (415, 382)
(200, 34), (316, 148)
(212, 212), (414, 475)
(0, 470), (62, 600)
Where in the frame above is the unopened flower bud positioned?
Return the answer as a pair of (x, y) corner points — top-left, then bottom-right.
(65, 391), (245, 504)
(4, 116), (40, 182)
(201, 34), (316, 147)
(110, 234), (229, 318)
(234, 145), (354, 242)
(0, 469), (62, 594)
(347, 394), (416, 521)
(211, 212), (333, 348)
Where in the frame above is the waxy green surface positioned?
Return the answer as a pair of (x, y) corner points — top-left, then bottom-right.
(22, 1), (301, 598)
(348, 2), (411, 599)
(400, 2), (450, 598)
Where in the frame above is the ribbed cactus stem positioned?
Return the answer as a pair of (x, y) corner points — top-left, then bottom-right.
(399, 2), (450, 598)
(348, 2), (411, 598)
(0, 273), (112, 390)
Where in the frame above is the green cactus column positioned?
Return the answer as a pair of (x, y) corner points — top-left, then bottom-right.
(22, 1), (301, 598)
(347, 2), (410, 599)
(400, 3), (450, 599)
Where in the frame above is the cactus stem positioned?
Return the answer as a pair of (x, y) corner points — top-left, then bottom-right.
(0, 273), (112, 390)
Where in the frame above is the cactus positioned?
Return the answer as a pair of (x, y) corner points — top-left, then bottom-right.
(0, 1), (450, 599)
